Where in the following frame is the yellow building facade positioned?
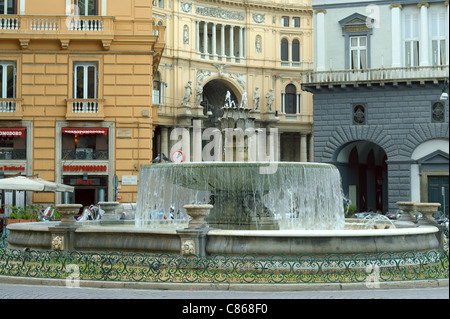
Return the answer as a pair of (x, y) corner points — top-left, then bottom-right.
(152, 0), (314, 163)
(0, 0), (165, 208)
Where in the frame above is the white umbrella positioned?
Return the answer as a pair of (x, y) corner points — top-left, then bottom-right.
(0, 176), (74, 192)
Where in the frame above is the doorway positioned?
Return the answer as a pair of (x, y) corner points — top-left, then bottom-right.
(428, 176), (449, 216)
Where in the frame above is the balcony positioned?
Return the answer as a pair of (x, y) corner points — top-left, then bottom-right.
(65, 99), (105, 121)
(0, 15), (114, 49)
(302, 65), (449, 88)
(0, 99), (23, 119)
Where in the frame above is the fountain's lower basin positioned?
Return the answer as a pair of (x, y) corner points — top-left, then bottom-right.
(6, 221), (443, 256)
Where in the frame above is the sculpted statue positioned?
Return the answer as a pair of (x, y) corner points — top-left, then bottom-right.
(265, 88), (275, 112)
(181, 80), (192, 106)
(253, 87), (260, 110)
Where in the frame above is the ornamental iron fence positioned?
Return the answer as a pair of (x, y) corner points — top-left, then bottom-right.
(0, 235), (448, 285)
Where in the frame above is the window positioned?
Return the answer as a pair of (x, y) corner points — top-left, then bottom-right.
(62, 128), (108, 160)
(282, 16), (289, 27)
(152, 0), (164, 8)
(0, 0), (15, 14)
(0, 61), (16, 99)
(74, 62), (97, 99)
(431, 12), (446, 66)
(350, 36), (367, 70)
(0, 128), (26, 160)
(284, 84), (299, 115)
(353, 105), (366, 125)
(293, 17), (300, 28)
(153, 72), (165, 105)
(281, 38), (289, 65)
(75, 0), (97, 16)
(404, 13), (419, 67)
(432, 102), (445, 123)
(292, 39), (300, 66)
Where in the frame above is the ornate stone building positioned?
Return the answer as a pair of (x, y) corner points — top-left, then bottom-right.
(152, 0), (314, 163)
(1, 0), (165, 208)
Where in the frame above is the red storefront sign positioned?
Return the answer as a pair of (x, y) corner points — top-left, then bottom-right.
(62, 128), (108, 135)
(63, 165), (107, 172)
(0, 127), (25, 137)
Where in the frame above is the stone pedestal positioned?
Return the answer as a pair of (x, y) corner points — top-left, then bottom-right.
(396, 201), (417, 223)
(415, 203), (441, 226)
(98, 201), (120, 224)
(176, 204), (213, 257)
(49, 204), (82, 252)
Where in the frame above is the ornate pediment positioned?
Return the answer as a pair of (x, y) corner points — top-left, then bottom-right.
(339, 13), (373, 34)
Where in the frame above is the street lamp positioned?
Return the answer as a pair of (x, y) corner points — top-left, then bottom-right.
(440, 79), (448, 101)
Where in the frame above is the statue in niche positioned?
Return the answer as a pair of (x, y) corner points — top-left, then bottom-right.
(181, 80), (192, 106)
(255, 37), (262, 54)
(265, 88), (275, 112)
(183, 26), (189, 44)
(253, 87), (260, 110)
(240, 91), (248, 109)
(195, 84), (203, 107)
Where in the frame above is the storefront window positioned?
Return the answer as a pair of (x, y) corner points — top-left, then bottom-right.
(61, 128), (108, 160)
(0, 128), (26, 160)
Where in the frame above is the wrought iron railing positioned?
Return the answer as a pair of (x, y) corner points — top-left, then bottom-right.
(0, 235), (447, 284)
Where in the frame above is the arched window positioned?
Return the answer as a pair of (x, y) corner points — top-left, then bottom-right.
(281, 38), (289, 62)
(284, 84), (297, 114)
(292, 39), (300, 62)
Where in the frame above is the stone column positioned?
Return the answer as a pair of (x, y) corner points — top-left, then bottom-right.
(239, 26), (244, 59)
(315, 9), (327, 71)
(203, 21), (209, 56)
(221, 24), (226, 59)
(212, 23), (217, 59)
(230, 25), (235, 60)
(300, 134), (307, 162)
(49, 204), (82, 252)
(390, 4), (403, 68)
(196, 21), (200, 53)
(418, 2), (430, 66)
(192, 120), (202, 162)
(161, 127), (169, 157)
(182, 127), (191, 162)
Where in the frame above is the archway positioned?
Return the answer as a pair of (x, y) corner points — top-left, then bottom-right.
(336, 141), (388, 213)
(201, 79), (241, 129)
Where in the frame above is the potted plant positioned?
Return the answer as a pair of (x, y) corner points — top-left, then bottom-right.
(6, 205), (41, 225)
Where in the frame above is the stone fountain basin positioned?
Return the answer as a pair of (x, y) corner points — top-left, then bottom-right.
(143, 162), (338, 191)
(6, 221), (442, 256)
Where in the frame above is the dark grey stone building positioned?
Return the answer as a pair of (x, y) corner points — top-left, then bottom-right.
(303, 0), (449, 214)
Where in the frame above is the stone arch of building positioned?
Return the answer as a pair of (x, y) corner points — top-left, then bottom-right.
(402, 123), (449, 159)
(200, 76), (243, 128)
(323, 125), (397, 163)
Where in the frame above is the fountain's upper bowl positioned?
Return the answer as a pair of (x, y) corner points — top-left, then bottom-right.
(141, 162), (339, 192)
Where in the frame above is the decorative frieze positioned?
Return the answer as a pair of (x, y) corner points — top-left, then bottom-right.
(196, 5), (245, 22)
(181, 1), (192, 14)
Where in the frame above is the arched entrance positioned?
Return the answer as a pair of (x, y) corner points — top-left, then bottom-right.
(201, 79), (240, 128)
(336, 141), (388, 213)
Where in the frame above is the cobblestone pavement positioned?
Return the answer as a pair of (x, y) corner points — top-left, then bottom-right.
(0, 283), (448, 299)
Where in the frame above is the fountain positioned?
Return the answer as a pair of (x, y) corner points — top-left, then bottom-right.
(5, 90), (445, 258)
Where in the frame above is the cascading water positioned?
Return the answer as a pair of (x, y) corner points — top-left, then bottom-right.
(135, 162), (345, 230)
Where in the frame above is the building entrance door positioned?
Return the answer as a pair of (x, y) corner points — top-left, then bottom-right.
(428, 176), (449, 217)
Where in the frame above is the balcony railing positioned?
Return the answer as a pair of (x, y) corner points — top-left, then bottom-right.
(302, 65), (449, 85)
(0, 99), (23, 119)
(0, 15), (114, 49)
(65, 99), (105, 120)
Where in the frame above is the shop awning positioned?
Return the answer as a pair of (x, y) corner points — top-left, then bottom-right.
(62, 128), (108, 135)
(0, 127), (25, 137)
